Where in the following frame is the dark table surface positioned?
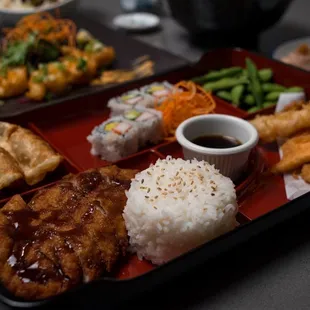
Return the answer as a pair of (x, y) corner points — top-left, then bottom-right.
(2, 1), (310, 309)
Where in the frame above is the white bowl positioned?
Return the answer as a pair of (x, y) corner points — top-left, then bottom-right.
(175, 114), (259, 181)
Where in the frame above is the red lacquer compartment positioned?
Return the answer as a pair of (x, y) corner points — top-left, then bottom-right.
(0, 156), (79, 205)
(28, 95), (244, 171)
(115, 150), (164, 170)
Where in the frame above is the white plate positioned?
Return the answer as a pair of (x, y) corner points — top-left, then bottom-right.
(273, 37), (310, 61)
(0, 0), (76, 14)
(112, 12), (160, 31)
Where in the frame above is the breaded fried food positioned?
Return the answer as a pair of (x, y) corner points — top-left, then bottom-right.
(250, 104), (310, 143)
(272, 130), (310, 173)
(282, 100), (307, 112)
(301, 164), (310, 183)
(0, 166), (137, 300)
(0, 67), (28, 99)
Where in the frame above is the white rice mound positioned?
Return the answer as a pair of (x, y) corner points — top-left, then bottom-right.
(123, 156), (238, 265)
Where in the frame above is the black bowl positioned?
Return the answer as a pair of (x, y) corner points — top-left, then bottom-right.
(167, 0), (293, 35)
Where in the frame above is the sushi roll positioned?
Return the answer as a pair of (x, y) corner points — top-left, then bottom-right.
(107, 90), (153, 116)
(87, 116), (139, 162)
(123, 107), (164, 146)
(140, 81), (174, 105)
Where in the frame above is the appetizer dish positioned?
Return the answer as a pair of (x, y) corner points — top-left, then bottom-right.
(0, 12), (155, 104)
(0, 157), (238, 299)
(0, 121), (62, 190)
(281, 44), (310, 71)
(250, 100), (310, 183)
(88, 81), (216, 161)
(0, 13), (114, 101)
(192, 58), (304, 113)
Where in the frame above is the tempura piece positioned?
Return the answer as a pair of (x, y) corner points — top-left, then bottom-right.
(272, 130), (310, 173)
(250, 104), (310, 143)
(27, 62), (71, 101)
(282, 100), (307, 112)
(301, 164), (310, 183)
(61, 45), (115, 68)
(0, 67), (28, 99)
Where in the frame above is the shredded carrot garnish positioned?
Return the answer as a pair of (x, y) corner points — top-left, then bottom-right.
(2, 12), (76, 47)
(155, 81), (216, 139)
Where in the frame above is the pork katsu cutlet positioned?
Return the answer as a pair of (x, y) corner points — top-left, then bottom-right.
(0, 166), (137, 300)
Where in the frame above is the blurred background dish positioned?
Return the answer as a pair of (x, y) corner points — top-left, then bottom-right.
(0, 0), (79, 24)
(113, 12), (160, 32)
(166, 0), (293, 36)
(273, 37), (310, 71)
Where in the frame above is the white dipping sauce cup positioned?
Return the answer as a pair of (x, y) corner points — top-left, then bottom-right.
(175, 114), (259, 181)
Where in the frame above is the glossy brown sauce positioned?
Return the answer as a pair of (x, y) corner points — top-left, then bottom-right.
(2, 169), (132, 285)
(4, 208), (65, 284)
(191, 135), (242, 149)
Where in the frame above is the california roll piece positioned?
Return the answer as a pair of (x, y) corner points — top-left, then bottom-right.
(107, 90), (153, 116)
(140, 81), (173, 105)
(123, 107), (164, 146)
(87, 117), (139, 162)
(123, 156), (238, 265)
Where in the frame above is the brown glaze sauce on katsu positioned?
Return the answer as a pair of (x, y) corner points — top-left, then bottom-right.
(0, 166), (138, 300)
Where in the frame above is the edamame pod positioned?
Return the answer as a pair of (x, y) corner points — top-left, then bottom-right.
(247, 106), (261, 113)
(246, 58), (264, 108)
(244, 94), (255, 105)
(263, 101), (277, 108)
(203, 76), (248, 91)
(258, 69), (273, 82)
(265, 91), (281, 101)
(192, 67), (242, 84)
(285, 86), (304, 93)
(216, 91), (232, 101)
(231, 85), (245, 106)
(262, 83), (285, 92)
(243, 68), (273, 82)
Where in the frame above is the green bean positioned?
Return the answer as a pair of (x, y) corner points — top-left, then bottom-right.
(285, 86), (304, 93)
(231, 85), (245, 106)
(265, 91), (281, 101)
(192, 67), (243, 84)
(244, 94), (255, 105)
(247, 106), (261, 113)
(246, 58), (264, 108)
(258, 69), (273, 82)
(262, 83), (285, 93)
(203, 76), (248, 92)
(216, 91), (232, 101)
(263, 101), (277, 108)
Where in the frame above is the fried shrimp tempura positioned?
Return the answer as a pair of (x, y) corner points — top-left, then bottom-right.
(272, 130), (310, 173)
(250, 103), (310, 143)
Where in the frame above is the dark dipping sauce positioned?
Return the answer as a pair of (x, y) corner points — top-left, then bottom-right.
(191, 135), (242, 149)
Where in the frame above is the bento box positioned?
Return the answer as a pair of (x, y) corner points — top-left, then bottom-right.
(1, 48), (310, 308)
